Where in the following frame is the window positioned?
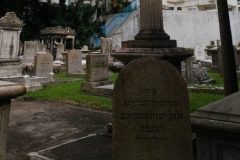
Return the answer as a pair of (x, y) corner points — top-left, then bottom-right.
(177, 7), (182, 10)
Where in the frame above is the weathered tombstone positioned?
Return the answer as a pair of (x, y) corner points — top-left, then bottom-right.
(113, 58), (193, 160)
(66, 49), (84, 75)
(34, 53), (53, 77)
(86, 54), (108, 83)
(82, 54), (112, 91)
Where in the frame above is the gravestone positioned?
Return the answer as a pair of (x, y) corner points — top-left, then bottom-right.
(86, 54), (108, 83)
(23, 41), (46, 64)
(34, 53), (53, 77)
(82, 54), (112, 92)
(66, 49), (84, 75)
(113, 58), (193, 160)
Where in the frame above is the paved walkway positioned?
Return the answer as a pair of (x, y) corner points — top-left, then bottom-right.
(7, 100), (112, 160)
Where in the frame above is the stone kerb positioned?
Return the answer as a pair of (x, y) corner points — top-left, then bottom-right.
(34, 53), (53, 77)
(113, 57), (193, 160)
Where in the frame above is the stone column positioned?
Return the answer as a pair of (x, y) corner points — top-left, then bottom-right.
(135, 0), (170, 40)
(50, 38), (54, 55)
(72, 38), (75, 49)
(0, 81), (25, 160)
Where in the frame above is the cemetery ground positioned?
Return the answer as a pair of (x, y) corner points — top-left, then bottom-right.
(7, 69), (238, 159)
(24, 70), (228, 112)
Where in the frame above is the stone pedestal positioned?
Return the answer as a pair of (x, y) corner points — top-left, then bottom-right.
(113, 48), (192, 71)
(0, 59), (22, 77)
(0, 81), (26, 160)
(0, 12), (23, 77)
(191, 91), (240, 160)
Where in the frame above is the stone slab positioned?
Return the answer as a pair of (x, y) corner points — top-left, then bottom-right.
(113, 58), (193, 160)
(7, 100), (112, 160)
(191, 91), (240, 133)
(82, 84), (114, 97)
(28, 134), (111, 160)
(191, 91), (240, 160)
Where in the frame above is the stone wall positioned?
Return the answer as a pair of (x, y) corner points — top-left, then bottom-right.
(111, 10), (240, 49)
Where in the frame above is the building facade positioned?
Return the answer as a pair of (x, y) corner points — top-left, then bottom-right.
(162, 0), (238, 11)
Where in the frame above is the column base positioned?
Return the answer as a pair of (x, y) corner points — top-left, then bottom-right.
(122, 39), (177, 48)
(112, 47), (193, 71)
(134, 30), (171, 41)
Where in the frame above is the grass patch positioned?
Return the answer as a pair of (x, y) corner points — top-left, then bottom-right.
(189, 92), (223, 112)
(25, 81), (223, 112)
(25, 81), (112, 111)
(208, 69), (224, 87)
(24, 71), (225, 112)
(208, 69), (240, 87)
(54, 71), (82, 81)
(109, 72), (119, 83)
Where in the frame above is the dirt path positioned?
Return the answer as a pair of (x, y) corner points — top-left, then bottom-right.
(7, 100), (112, 160)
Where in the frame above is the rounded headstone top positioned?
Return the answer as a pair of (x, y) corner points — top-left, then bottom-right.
(0, 12), (23, 28)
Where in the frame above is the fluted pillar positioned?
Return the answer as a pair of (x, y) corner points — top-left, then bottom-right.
(135, 0), (170, 40)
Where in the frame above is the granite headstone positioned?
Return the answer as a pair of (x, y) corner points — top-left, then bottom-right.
(86, 54), (108, 82)
(113, 57), (193, 160)
(66, 49), (83, 75)
(34, 53), (53, 77)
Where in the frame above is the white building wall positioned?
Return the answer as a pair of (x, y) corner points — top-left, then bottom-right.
(111, 10), (240, 49)
(163, 0), (238, 11)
